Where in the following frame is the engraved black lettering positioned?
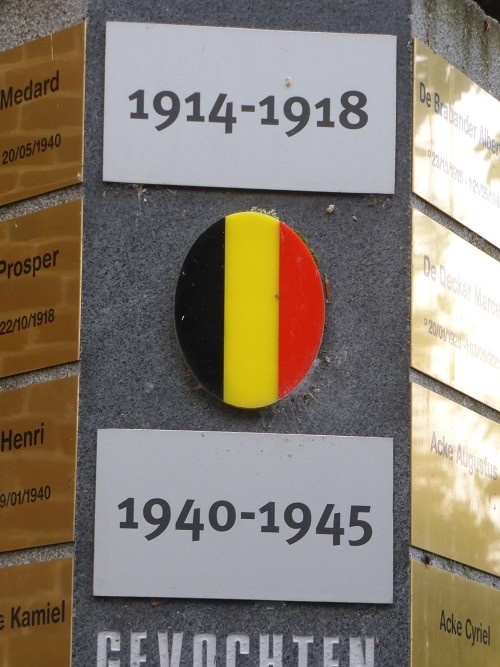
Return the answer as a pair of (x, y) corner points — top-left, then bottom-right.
(0, 422), (45, 454)
(10, 600), (65, 629)
(0, 250), (59, 280)
(0, 70), (59, 112)
(0, 87), (13, 110)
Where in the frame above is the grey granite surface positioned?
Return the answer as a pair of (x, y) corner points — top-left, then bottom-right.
(1, 1), (498, 665)
(74, 1), (412, 665)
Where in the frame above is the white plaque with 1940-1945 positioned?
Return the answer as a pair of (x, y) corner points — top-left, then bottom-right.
(103, 23), (397, 194)
(94, 430), (393, 603)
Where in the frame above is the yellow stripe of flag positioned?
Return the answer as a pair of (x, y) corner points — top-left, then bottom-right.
(223, 212), (280, 408)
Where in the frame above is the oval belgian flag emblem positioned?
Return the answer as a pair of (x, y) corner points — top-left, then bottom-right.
(175, 212), (325, 409)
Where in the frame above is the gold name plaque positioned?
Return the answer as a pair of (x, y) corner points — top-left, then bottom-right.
(411, 561), (499, 666)
(411, 384), (499, 576)
(0, 558), (73, 667)
(411, 209), (500, 412)
(0, 22), (85, 207)
(0, 376), (78, 553)
(413, 39), (500, 248)
(0, 199), (82, 378)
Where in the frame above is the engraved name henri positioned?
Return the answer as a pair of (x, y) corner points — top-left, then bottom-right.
(0, 599), (66, 631)
(0, 422), (44, 454)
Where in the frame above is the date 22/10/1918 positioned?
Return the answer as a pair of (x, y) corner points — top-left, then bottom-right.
(128, 90), (369, 136)
(118, 497), (373, 545)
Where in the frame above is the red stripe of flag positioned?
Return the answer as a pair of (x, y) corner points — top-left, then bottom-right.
(278, 222), (325, 399)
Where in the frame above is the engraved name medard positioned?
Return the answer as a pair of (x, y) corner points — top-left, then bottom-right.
(0, 71), (60, 111)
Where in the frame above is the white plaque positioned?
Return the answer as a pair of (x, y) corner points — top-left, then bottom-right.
(94, 430), (393, 602)
(103, 23), (397, 193)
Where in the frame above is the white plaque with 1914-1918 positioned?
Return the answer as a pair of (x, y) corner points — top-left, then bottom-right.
(103, 23), (397, 194)
(94, 429), (393, 603)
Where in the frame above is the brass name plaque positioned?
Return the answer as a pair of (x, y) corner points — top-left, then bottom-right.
(0, 558), (73, 667)
(0, 199), (82, 378)
(411, 384), (499, 576)
(0, 376), (78, 553)
(411, 209), (500, 412)
(411, 561), (499, 666)
(413, 39), (500, 248)
(0, 22), (85, 207)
